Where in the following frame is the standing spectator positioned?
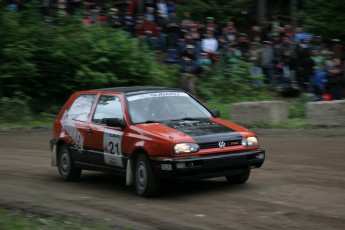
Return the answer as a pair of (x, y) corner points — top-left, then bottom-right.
(201, 30), (218, 63)
(311, 49), (327, 99)
(260, 41), (274, 84)
(237, 33), (250, 55)
(323, 50), (334, 70)
(180, 44), (198, 96)
(248, 36), (263, 87)
(293, 27), (313, 45)
(311, 49), (326, 71)
(260, 21), (271, 42)
(222, 22), (237, 43)
(272, 35), (284, 86)
(121, 9), (136, 37)
(295, 43), (314, 92)
(281, 37), (297, 81)
(282, 25), (294, 40)
(250, 25), (261, 40)
(185, 24), (201, 46)
(166, 12), (181, 49)
(270, 15), (281, 37)
(108, 7), (122, 29)
(145, 6), (156, 22)
(156, 10), (168, 51)
(180, 12), (193, 36)
(83, 12), (92, 26)
(166, 0), (176, 17)
(6, 0), (19, 12)
(156, 0), (168, 19)
(311, 36), (326, 52)
(330, 39), (344, 60)
(198, 52), (212, 73)
(204, 17), (218, 35)
(136, 16), (159, 51)
(327, 58), (344, 100)
(226, 42), (242, 67)
(184, 24), (201, 59)
(180, 44), (197, 73)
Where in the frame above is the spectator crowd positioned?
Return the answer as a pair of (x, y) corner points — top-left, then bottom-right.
(3, 0), (345, 100)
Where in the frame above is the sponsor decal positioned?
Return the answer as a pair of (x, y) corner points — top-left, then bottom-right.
(103, 129), (124, 167)
(162, 119), (241, 143)
(127, 92), (188, 101)
(61, 110), (84, 151)
(172, 120), (220, 130)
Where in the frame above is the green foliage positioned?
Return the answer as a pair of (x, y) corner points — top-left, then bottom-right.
(299, 0), (345, 41)
(0, 5), (179, 112)
(246, 118), (310, 129)
(0, 208), (114, 230)
(197, 60), (271, 104)
(0, 91), (32, 124)
(288, 94), (311, 119)
(177, 0), (254, 25)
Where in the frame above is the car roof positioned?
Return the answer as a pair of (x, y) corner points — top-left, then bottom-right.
(96, 86), (184, 95)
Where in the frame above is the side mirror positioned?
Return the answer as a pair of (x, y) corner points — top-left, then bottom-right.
(105, 118), (126, 129)
(211, 109), (220, 118)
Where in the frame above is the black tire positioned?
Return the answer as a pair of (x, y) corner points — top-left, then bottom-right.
(225, 168), (251, 184)
(58, 144), (82, 181)
(134, 154), (160, 197)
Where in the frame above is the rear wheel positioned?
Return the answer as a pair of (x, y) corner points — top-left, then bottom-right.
(225, 168), (250, 184)
(58, 144), (81, 181)
(134, 154), (160, 197)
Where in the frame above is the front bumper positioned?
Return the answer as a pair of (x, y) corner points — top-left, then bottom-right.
(151, 149), (265, 180)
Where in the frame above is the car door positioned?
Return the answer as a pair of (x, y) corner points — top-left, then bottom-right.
(86, 94), (125, 169)
(61, 94), (97, 164)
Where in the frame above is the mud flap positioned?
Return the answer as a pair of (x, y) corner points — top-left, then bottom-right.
(51, 145), (57, 166)
(126, 159), (133, 186)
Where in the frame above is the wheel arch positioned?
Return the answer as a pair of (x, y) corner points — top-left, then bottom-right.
(126, 147), (148, 186)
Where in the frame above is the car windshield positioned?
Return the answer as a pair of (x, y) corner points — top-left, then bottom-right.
(126, 92), (213, 124)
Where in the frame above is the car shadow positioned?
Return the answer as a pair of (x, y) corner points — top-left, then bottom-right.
(62, 172), (251, 198)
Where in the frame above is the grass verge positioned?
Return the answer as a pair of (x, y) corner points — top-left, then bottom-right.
(0, 208), (126, 230)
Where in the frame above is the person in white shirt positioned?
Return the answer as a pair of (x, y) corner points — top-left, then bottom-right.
(156, 0), (168, 18)
(201, 30), (219, 62)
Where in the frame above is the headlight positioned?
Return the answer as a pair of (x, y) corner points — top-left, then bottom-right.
(241, 136), (259, 147)
(174, 143), (200, 154)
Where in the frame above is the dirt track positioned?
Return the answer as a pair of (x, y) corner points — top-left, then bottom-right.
(0, 128), (345, 229)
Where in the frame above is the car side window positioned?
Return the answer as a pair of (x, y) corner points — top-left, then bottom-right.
(92, 95), (124, 125)
(68, 94), (96, 122)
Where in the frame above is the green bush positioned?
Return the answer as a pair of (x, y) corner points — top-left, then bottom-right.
(0, 91), (32, 123)
(197, 60), (271, 104)
(0, 5), (179, 112)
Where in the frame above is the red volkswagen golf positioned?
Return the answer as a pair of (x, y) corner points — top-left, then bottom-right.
(50, 86), (265, 196)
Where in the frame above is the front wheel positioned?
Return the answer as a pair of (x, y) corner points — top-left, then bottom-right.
(225, 168), (251, 184)
(58, 144), (81, 181)
(134, 154), (160, 197)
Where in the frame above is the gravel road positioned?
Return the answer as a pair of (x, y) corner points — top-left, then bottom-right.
(0, 128), (344, 229)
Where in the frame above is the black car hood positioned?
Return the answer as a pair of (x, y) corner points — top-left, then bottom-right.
(162, 119), (243, 143)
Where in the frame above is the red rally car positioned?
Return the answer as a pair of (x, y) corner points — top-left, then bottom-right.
(50, 86), (265, 196)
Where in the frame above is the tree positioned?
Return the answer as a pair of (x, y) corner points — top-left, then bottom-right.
(177, 0), (255, 26)
(299, 0), (345, 42)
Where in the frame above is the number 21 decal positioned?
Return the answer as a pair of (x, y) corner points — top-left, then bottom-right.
(108, 141), (119, 155)
(103, 129), (124, 167)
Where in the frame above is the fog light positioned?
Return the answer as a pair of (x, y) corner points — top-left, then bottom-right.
(176, 162), (186, 169)
(161, 164), (172, 171)
(257, 153), (265, 159)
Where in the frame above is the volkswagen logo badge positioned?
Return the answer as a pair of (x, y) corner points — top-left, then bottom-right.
(218, 141), (226, 149)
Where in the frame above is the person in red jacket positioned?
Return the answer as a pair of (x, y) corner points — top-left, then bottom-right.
(136, 16), (159, 50)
